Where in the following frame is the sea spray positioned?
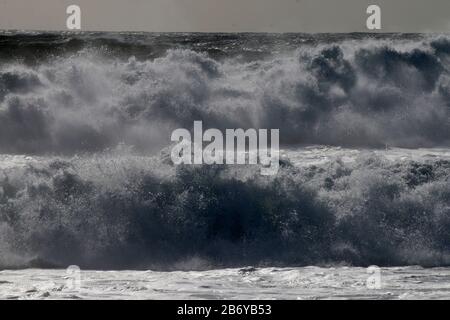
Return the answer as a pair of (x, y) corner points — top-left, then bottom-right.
(0, 33), (450, 155)
(0, 150), (449, 269)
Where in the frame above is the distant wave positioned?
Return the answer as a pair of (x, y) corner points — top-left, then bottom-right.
(0, 32), (449, 155)
(0, 151), (449, 269)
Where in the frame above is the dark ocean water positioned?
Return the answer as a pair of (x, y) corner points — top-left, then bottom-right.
(0, 32), (449, 270)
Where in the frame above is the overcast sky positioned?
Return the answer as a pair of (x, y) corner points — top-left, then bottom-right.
(1, 0), (450, 32)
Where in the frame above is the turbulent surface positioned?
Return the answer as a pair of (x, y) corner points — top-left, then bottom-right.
(0, 32), (449, 271)
(1, 267), (450, 300)
(0, 32), (450, 154)
(0, 147), (449, 269)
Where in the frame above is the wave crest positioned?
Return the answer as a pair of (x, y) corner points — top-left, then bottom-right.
(0, 34), (450, 154)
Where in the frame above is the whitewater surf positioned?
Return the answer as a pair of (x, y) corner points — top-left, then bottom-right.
(0, 31), (449, 299)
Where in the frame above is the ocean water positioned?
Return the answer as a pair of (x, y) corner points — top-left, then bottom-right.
(1, 266), (450, 300)
(0, 146), (449, 270)
(0, 32), (449, 299)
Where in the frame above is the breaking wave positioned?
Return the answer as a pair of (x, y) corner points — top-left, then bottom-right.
(0, 32), (449, 154)
(0, 151), (449, 269)
(1, 32), (450, 270)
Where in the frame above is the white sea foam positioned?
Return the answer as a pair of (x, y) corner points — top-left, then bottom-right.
(1, 267), (450, 300)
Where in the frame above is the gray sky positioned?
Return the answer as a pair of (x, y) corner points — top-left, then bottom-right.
(0, 0), (450, 32)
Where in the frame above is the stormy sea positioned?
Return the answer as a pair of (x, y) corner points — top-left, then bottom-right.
(0, 31), (449, 299)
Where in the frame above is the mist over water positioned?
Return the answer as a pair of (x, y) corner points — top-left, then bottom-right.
(0, 32), (449, 270)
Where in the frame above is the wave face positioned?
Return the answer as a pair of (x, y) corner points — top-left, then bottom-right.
(0, 32), (450, 270)
(0, 32), (449, 154)
(0, 150), (449, 269)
